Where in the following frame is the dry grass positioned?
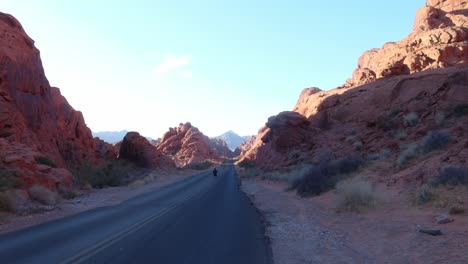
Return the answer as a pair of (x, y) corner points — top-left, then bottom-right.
(336, 178), (378, 212)
(28, 185), (60, 205)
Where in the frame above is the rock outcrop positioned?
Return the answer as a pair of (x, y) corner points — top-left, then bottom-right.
(0, 12), (115, 190)
(346, 0), (468, 88)
(119, 132), (174, 169)
(156, 123), (227, 167)
(241, 0), (468, 183)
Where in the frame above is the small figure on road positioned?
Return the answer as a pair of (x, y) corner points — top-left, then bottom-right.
(213, 167), (218, 177)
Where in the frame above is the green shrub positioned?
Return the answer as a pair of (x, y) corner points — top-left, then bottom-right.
(28, 185), (59, 205)
(336, 178), (377, 212)
(403, 112), (419, 127)
(35, 156), (57, 168)
(431, 166), (468, 187)
(453, 104), (468, 117)
(0, 170), (22, 192)
(420, 131), (454, 154)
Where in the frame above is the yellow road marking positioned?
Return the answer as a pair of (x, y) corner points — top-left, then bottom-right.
(59, 183), (211, 264)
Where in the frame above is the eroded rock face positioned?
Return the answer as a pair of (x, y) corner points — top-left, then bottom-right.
(0, 12), (115, 189)
(346, 0), (468, 87)
(156, 123), (226, 166)
(241, 1), (468, 179)
(119, 132), (174, 169)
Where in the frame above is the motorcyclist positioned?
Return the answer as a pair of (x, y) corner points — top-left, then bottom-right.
(213, 167), (218, 177)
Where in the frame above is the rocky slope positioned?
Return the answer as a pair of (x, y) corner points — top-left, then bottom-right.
(156, 123), (232, 167)
(0, 13), (114, 192)
(119, 132), (174, 169)
(240, 0), (468, 185)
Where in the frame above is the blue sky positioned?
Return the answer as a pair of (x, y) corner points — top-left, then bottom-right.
(2, 0), (425, 138)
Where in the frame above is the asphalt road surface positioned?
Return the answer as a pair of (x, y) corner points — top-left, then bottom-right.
(0, 165), (272, 264)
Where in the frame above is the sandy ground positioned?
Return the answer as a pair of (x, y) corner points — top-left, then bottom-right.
(0, 169), (203, 235)
(241, 178), (468, 264)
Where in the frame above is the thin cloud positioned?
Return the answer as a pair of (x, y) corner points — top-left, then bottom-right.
(154, 55), (191, 77)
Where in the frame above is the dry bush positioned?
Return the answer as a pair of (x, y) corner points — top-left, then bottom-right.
(336, 178), (377, 212)
(0, 192), (12, 212)
(35, 156), (57, 168)
(403, 112), (419, 127)
(0, 170), (22, 192)
(431, 166), (468, 187)
(28, 185), (59, 205)
(420, 131), (454, 154)
(295, 156), (365, 197)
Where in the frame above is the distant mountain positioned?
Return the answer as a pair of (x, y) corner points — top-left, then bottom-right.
(93, 130), (153, 144)
(214, 130), (250, 150)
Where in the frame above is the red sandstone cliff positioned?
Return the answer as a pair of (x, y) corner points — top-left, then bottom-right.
(0, 12), (114, 190)
(240, 0), (468, 184)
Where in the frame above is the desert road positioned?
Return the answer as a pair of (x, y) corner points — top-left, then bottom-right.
(0, 165), (272, 264)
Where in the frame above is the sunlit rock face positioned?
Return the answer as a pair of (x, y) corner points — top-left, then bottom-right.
(0, 12), (114, 189)
(156, 122), (229, 167)
(346, 0), (468, 88)
(240, 1), (468, 179)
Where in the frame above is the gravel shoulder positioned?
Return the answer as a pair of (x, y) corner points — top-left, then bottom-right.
(241, 178), (468, 264)
(0, 169), (201, 235)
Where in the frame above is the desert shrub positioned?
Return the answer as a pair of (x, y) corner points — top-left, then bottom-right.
(453, 103), (468, 117)
(394, 130), (408, 140)
(396, 144), (420, 167)
(237, 159), (256, 169)
(353, 141), (363, 150)
(317, 149), (335, 164)
(336, 178), (377, 212)
(295, 156), (365, 197)
(242, 168), (262, 178)
(72, 160), (135, 188)
(376, 108), (401, 131)
(415, 184), (436, 205)
(0, 170), (22, 192)
(28, 185), (59, 205)
(403, 112), (419, 127)
(431, 166), (468, 187)
(366, 149), (391, 161)
(184, 161), (213, 170)
(435, 112), (446, 127)
(35, 156), (57, 168)
(296, 166), (336, 196)
(420, 131), (454, 154)
(288, 149), (302, 160)
(0, 192), (12, 212)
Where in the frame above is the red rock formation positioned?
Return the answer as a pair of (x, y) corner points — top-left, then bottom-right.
(234, 135), (257, 157)
(119, 132), (174, 169)
(210, 138), (236, 158)
(241, 0), (468, 182)
(157, 123), (225, 167)
(346, 0), (468, 88)
(0, 12), (115, 190)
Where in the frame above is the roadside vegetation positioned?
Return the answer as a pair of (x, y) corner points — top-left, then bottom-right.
(336, 177), (378, 212)
(71, 159), (136, 189)
(413, 166), (468, 213)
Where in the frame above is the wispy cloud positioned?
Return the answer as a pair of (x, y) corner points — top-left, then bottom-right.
(154, 55), (191, 77)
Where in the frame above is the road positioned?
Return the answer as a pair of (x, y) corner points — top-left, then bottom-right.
(0, 165), (272, 264)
